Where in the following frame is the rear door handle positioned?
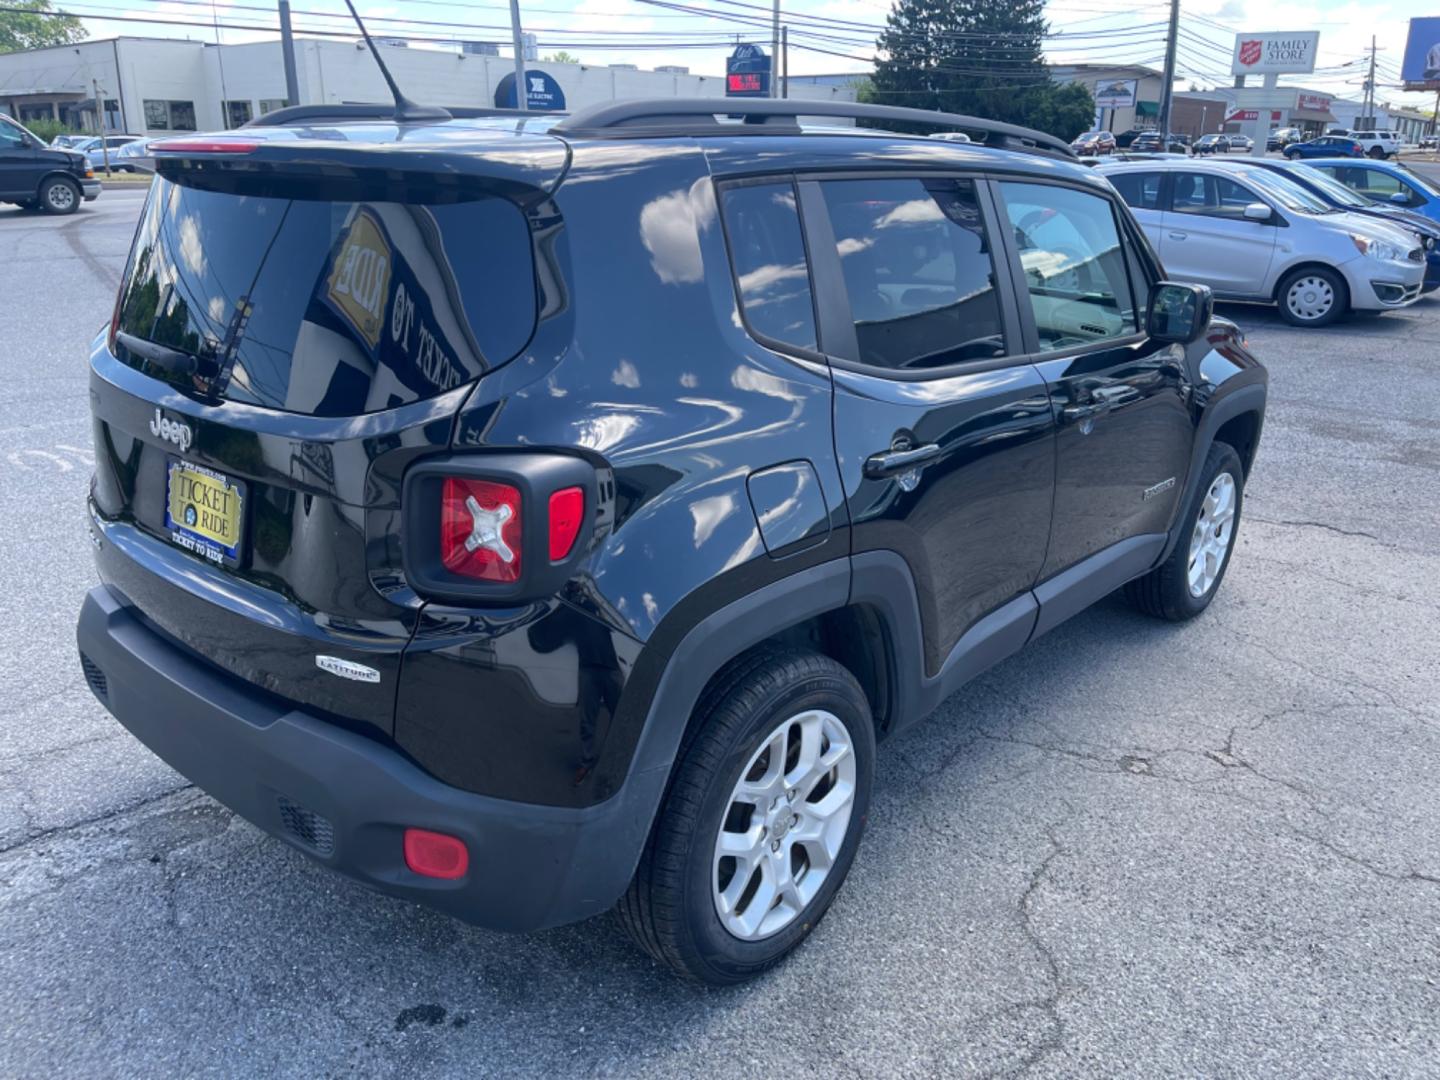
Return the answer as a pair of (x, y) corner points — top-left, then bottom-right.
(863, 442), (942, 479)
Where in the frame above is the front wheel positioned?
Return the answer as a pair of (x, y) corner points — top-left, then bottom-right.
(1277, 265), (1348, 327)
(39, 177), (80, 215)
(1125, 442), (1244, 621)
(618, 650), (875, 984)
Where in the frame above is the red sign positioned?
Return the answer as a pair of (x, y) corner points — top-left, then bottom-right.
(1297, 93), (1331, 112)
(1238, 39), (1263, 67)
(1226, 109), (1282, 122)
(727, 73), (763, 93)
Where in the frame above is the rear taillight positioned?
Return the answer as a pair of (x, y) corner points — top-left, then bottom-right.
(149, 138), (260, 154)
(548, 486), (584, 561)
(441, 477), (522, 583)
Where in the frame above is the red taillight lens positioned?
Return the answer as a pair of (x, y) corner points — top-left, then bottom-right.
(149, 138), (260, 154)
(441, 477), (521, 582)
(548, 486), (584, 561)
(403, 828), (468, 880)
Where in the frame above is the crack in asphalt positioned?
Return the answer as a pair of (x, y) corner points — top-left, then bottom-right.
(0, 783), (194, 857)
(1247, 515), (1383, 542)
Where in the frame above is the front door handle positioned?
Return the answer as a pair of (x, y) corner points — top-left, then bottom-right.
(864, 442), (942, 479)
(1167, 231), (1188, 240)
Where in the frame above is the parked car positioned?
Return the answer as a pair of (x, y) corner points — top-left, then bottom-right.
(76, 97), (1269, 986)
(1420, 134), (1438, 150)
(1099, 158), (1425, 325)
(1114, 128), (1145, 148)
(1131, 132), (1189, 154)
(1225, 135), (1253, 152)
(1350, 130), (1401, 159)
(109, 137), (154, 173)
(49, 133), (88, 149)
(0, 114), (100, 214)
(85, 134), (144, 172)
(1223, 158), (1440, 291)
(1284, 135), (1365, 160)
(1194, 134), (1228, 155)
(1266, 128), (1302, 152)
(1071, 129), (1116, 155)
(1306, 159), (1440, 225)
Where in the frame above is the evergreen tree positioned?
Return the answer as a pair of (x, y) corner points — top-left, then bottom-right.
(866, 0), (1094, 140)
(1, 0), (86, 54)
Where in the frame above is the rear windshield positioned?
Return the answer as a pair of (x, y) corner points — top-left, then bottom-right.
(114, 177), (536, 416)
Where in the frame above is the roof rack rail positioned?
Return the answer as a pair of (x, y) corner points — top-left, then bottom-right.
(551, 98), (1073, 158)
(244, 103), (537, 128)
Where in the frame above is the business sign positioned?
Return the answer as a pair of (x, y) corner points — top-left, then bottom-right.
(726, 43), (771, 97)
(1296, 92), (1332, 113)
(1093, 79), (1138, 108)
(1230, 31), (1320, 75)
(1400, 17), (1440, 89)
(1226, 109), (1283, 122)
(494, 69), (567, 111)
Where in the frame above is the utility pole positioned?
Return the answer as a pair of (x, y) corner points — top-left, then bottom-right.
(782, 25), (789, 99)
(278, 0), (300, 107)
(1362, 35), (1377, 128)
(509, 0), (529, 111)
(771, 0), (780, 98)
(1157, 0), (1180, 137)
(93, 78), (111, 175)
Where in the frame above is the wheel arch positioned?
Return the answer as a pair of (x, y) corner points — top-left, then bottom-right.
(1272, 259), (1348, 305)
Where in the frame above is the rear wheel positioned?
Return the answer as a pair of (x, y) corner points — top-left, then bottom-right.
(39, 177), (80, 215)
(618, 650), (875, 984)
(1125, 442), (1244, 621)
(1367, 146), (1385, 159)
(1277, 265), (1347, 326)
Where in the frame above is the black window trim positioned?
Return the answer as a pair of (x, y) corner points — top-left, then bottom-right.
(987, 175), (1154, 363)
(713, 174), (828, 366)
(793, 169), (1028, 382)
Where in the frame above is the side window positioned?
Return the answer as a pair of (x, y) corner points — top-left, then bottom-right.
(719, 182), (817, 352)
(820, 177), (1005, 371)
(995, 182), (1139, 352)
(1171, 173), (1262, 219)
(1108, 172), (1162, 211)
(0, 121), (25, 148)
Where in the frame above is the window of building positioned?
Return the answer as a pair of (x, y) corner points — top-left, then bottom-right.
(1107, 171), (1163, 211)
(258, 99), (288, 116)
(994, 182), (1139, 352)
(820, 177), (1006, 371)
(224, 100), (254, 129)
(719, 181), (818, 353)
(143, 99), (197, 131)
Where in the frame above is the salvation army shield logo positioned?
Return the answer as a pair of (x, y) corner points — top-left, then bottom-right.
(1238, 39), (1263, 67)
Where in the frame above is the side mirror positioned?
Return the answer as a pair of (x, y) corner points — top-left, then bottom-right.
(1243, 202), (1273, 222)
(1390, 191), (1410, 206)
(1147, 281), (1214, 345)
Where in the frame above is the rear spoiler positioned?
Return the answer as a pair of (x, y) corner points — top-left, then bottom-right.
(245, 103), (553, 128)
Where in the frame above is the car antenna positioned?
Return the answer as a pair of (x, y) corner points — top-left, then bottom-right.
(340, 0), (451, 123)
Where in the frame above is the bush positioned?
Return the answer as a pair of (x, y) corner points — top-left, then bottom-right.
(16, 117), (87, 145)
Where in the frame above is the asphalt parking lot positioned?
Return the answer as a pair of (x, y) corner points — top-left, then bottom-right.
(1, 177), (1437, 1078)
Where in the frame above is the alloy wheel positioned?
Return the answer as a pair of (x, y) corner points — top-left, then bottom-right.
(1187, 472), (1237, 597)
(712, 708), (857, 941)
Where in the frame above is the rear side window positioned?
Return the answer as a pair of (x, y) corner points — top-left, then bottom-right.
(995, 182), (1139, 352)
(1108, 172), (1162, 211)
(820, 177), (1005, 371)
(719, 182), (817, 352)
(115, 178), (536, 417)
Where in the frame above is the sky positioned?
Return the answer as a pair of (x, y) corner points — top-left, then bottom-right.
(63, 0), (1439, 110)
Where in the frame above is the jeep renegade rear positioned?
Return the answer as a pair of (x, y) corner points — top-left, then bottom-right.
(77, 99), (1266, 984)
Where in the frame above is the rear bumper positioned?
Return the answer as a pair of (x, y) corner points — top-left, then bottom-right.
(76, 584), (662, 932)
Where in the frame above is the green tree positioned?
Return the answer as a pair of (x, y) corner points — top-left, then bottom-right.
(1, 0), (87, 53)
(542, 51), (581, 65)
(868, 0), (1094, 140)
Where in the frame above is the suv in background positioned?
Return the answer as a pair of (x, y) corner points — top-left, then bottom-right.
(1267, 128), (1302, 151)
(1194, 133), (1228, 155)
(1351, 130), (1401, 159)
(77, 98), (1268, 984)
(1101, 158), (1425, 325)
(0, 114), (99, 214)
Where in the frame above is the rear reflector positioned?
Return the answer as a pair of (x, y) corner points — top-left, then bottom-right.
(150, 138), (260, 154)
(440, 477), (522, 583)
(403, 828), (469, 880)
(548, 486), (584, 561)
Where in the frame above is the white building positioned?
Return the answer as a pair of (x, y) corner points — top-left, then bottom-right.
(0, 36), (855, 136)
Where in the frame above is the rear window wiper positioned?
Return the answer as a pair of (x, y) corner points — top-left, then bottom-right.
(115, 331), (200, 378)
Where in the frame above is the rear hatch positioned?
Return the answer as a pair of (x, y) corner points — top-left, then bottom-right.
(88, 121), (567, 737)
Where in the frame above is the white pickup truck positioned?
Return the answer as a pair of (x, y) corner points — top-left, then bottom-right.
(1329, 129), (1401, 159)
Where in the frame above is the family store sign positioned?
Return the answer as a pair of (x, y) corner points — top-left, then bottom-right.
(1230, 31), (1320, 76)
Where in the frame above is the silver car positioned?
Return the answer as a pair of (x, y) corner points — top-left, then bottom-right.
(1098, 158), (1426, 326)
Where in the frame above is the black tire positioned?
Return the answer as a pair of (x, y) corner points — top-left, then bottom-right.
(1276, 265), (1348, 327)
(1125, 442), (1244, 622)
(38, 177), (80, 215)
(618, 649), (875, 985)
(1367, 146), (1385, 159)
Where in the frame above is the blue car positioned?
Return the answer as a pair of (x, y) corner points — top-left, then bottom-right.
(1283, 135), (1365, 160)
(1304, 159), (1440, 227)
(1232, 159), (1440, 291)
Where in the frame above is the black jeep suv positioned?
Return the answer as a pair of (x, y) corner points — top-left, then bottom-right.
(76, 99), (1267, 984)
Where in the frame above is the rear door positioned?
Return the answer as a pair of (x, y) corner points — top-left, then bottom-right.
(1159, 171), (1277, 296)
(806, 174), (1056, 677)
(90, 138), (564, 737)
(990, 177), (1193, 584)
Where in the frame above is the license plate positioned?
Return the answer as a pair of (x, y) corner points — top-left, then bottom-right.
(165, 458), (246, 565)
